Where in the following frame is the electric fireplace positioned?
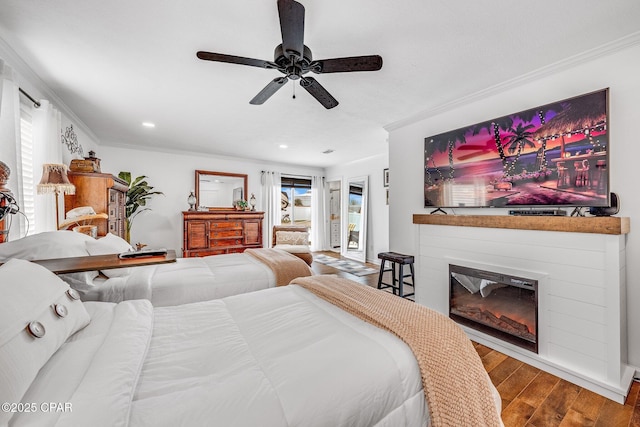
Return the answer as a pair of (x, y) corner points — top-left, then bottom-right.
(449, 264), (538, 353)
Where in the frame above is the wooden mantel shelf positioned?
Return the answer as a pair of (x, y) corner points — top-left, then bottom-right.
(413, 214), (630, 235)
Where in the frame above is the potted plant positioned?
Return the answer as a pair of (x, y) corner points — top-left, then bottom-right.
(236, 199), (249, 211)
(118, 172), (164, 242)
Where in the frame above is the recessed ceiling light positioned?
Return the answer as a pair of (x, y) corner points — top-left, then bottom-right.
(142, 122), (155, 128)
(279, 144), (288, 149)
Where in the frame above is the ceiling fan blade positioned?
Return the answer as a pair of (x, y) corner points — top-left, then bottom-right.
(250, 77), (288, 105)
(310, 55), (383, 73)
(197, 51), (277, 69)
(300, 77), (338, 109)
(277, 0), (305, 59)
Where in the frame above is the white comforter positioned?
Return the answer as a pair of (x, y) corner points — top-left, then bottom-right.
(82, 253), (276, 306)
(12, 285), (431, 427)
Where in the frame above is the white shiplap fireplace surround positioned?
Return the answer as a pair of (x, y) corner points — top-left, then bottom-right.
(413, 215), (633, 403)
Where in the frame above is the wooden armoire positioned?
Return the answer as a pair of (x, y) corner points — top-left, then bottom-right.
(64, 172), (128, 238)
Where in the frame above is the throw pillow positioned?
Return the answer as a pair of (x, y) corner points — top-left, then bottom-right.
(0, 259), (90, 425)
(0, 230), (99, 290)
(275, 231), (309, 246)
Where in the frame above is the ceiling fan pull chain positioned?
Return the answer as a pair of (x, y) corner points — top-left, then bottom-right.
(292, 83), (296, 99)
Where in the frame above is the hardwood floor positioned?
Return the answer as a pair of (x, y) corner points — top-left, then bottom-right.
(311, 251), (640, 427)
(476, 342), (640, 427)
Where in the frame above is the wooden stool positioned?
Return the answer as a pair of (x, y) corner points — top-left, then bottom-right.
(574, 160), (591, 188)
(377, 252), (415, 299)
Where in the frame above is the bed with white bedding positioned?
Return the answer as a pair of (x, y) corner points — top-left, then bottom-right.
(1, 259), (503, 427)
(0, 231), (312, 306)
(81, 251), (280, 306)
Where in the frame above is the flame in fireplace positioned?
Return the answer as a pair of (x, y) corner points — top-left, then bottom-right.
(451, 280), (536, 344)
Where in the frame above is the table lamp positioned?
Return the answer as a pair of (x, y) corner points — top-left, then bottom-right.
(37, 163), (75, 228)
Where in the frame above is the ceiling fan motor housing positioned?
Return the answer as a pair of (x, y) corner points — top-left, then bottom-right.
(274, 44), (312, 79)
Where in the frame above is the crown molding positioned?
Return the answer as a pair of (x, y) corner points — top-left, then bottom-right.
(0, 36), (100, 143)
(384, 31), (640, 132)
(101, 140), (326, 173)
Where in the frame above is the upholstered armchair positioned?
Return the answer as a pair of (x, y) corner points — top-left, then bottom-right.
(272, 225), (313, 265)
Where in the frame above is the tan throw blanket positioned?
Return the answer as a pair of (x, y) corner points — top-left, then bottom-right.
(292, 275), (502, 427)
(245, 248), (312, 286)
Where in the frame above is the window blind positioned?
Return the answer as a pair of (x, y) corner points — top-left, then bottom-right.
(19, 104), (36, 235)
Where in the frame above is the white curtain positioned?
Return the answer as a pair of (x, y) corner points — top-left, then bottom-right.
(32, 100), (63, 232)
(310, 175), (326, 251)
(0, 58), (23, 240)
(261, 170), (281, 247)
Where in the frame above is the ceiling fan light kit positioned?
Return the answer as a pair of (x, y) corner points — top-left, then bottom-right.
(197, 0), (382, 109)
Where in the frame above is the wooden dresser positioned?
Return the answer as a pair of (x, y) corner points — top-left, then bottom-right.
(64, 172), (128, 238)
(182, 210), (264, 257)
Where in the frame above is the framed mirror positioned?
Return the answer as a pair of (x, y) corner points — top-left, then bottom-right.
(342, 175), (368, 263)
(195, 170), (248, 210)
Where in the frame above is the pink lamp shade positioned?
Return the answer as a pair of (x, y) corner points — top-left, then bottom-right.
(36, 164), (75, 195)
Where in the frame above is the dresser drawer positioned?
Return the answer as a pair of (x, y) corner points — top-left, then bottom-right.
(210, 229), (243, 239)
(185, 249), (227, 257)
(210, 238), (243, 247)
(227, 247), (246, 254)
(108, 219), (121, 235)
(209, 221), (242, 229)
(108, 205), (119, 220)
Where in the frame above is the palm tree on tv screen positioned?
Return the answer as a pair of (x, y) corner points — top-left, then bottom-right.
(502, 122), (536, 175)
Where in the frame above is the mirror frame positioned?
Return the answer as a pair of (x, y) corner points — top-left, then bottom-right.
(342, 175), (368, 263)
(195, 170), (248, 210)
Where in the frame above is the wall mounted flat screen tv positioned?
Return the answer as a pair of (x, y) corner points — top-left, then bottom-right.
(424, 89), (609, 208)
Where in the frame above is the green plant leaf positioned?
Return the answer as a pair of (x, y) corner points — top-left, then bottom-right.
(119, 172), (164, 232)
(131, 175), (149, 187)
(118, 171), (132, 185)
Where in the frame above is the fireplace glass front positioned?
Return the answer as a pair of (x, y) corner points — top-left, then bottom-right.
(449, 264), (538, 353)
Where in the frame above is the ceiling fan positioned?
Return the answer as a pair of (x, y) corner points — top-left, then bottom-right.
(196, 0), (383, 109)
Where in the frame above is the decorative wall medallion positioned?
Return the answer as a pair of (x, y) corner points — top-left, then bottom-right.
(61, 125), (84, 157)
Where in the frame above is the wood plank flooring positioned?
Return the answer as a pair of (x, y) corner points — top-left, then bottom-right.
(311, 251), (640, 426)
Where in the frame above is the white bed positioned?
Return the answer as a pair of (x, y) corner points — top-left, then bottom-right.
(80, 252), (283, 306)
(0, 231), (312, 306)
(1, 259), (503, 427)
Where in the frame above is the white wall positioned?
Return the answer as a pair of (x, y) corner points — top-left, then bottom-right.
(1, 39), (100, 164)
(387, 42), (640, 369)
(97, 145), (323, 253)
(60, 115), (98, 166)
(325, 152), (389, 263)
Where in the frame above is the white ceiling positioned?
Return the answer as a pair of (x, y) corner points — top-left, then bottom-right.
(1, 0), (640, 168)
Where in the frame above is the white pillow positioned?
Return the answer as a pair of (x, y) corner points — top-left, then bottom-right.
(0, 231), (98, 290)
(0, 259), (90, 425)
(0, 230), (93, 261)
(58, 271), (100, 293)
(85, 233), (134, 278)
(275, 231), (309, 246)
